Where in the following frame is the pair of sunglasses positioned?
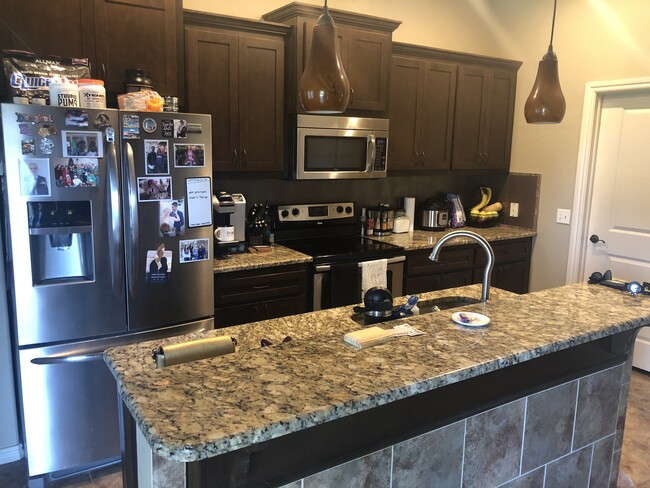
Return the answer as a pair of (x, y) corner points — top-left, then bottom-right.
(260, 336), (293, 347)
(587, 269), (612, 284)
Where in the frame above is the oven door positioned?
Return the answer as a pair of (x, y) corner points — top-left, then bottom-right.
(313, 256), (405, 311)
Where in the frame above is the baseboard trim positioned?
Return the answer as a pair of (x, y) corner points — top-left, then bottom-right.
(0, 444), (24, 465)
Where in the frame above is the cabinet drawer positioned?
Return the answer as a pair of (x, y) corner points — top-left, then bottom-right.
(215, 265), (308, 307)
(476, 238), (532, 266)
(406, 246), (475, 276)
(215, 295), (308, 328)
(405, 270), (473, 295)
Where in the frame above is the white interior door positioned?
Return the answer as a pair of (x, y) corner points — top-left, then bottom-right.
(583, 94), (650, 371)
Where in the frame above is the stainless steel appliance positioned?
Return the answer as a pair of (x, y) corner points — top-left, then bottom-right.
(272, 202), (404, 311)
(212, 192), (246, 253)
(294, 115), (389, 180)
(421, 200), (449, 231)
(0, 103), (214, 480)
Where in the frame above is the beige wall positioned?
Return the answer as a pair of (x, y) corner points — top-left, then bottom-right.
(184, 0), (650, 291)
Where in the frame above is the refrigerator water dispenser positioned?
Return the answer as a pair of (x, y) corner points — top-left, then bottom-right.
(27, 201), (94, 285)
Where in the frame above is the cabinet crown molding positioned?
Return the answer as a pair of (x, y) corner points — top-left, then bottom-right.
(184, 10), (291, 36)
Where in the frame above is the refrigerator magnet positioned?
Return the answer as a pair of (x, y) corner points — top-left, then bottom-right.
(173, 119), (187, 138)
(16, 113), (54, 124)
(137, 177), (172, 201)
(145, 140), (169, 175)
(54, 158), (99, 188)
(62, 131), (103, 158)
(145, 244), (172, 284)
(94, 113), (111, 130)
(39, 137), (54, 155)
(159, 199), (185, 237)
(179, 238), (210, 263)
(123, 115), (140, 139)
(185, 177), (212, 228)
(173, 144), (205, 167)
(142, 118), (157, 133)
(21, 139), (35, 155)
(65, 110), (89, 127)
(186, 123), (202, 134)
(38, 125), (58, 137)
(19, 123), (32, 135)
(161, 119), (174, 138)
(20, 158), (51, 196)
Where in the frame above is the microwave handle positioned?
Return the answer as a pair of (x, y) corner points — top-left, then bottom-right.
(368, 135), (376, 171)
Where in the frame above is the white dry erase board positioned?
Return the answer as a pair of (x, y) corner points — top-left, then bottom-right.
(185, 177), (212, 228)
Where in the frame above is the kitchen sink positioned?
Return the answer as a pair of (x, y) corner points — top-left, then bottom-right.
(350, 296), (481, 326)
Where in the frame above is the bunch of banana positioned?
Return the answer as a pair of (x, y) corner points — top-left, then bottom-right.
(469, 186), (502, 222)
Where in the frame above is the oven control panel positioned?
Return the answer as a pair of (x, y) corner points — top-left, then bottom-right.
(275, 202), (355, 223)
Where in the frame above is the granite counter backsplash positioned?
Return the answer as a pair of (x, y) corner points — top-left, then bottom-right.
(104, 283), (648, 463)
(370, 224), (536, 251)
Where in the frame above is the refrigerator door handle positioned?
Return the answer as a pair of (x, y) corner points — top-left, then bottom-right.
(124, 141), (139, 297)
(106, 140), (124, 296)
(31, 352), (105, 365)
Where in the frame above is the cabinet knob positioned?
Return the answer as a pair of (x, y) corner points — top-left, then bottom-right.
(242, 149), (247, 167)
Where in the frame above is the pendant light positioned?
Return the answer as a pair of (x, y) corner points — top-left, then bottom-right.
(298, 0), (351, 114)
(524, 0), (566, 123)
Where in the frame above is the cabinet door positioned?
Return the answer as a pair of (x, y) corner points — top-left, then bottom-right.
(185, 27), (239, 171)
(451, 65), (488, 170)
(93, 0), (182, 97)
(0, 1), (95, 63)
(388, 56), (422, 170)
(238, 35), (285, 172)
(484, 69), (516, 170)
(419, 61), (457, 170)
(341, 27), (390, 112)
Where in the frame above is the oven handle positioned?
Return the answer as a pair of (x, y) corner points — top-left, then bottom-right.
(314, 255), (405, 273)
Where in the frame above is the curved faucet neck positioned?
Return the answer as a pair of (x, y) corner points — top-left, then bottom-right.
(429, 230), (495, 302)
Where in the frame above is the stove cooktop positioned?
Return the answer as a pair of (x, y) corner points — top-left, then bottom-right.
(280, 236), (404, 264)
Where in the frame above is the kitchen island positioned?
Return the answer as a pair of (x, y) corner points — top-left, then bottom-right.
(105, 283), (648, 487)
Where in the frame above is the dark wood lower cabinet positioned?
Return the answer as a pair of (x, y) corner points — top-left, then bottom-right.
(404, 237), (532, 295)
(214, 264), (309, 327)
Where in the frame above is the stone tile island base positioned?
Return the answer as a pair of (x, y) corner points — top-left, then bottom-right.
(127, 331), (635, 488)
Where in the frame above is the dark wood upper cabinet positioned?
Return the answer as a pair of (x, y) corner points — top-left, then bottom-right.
(452, 61), (519, 171)
(389, 45), (457, 172)
(263, 3), (400, 115)
(93, 0), (183, 98)
(0, 0), (183, 103)
(0, 1), (95, 61)
(184, 12), (288, 173)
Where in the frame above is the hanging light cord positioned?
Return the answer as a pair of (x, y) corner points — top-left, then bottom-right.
(324, 0), (329, 15)
(548, 0), (558, 51)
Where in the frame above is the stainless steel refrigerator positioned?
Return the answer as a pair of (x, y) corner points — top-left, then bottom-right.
(0, 103), (214, 479)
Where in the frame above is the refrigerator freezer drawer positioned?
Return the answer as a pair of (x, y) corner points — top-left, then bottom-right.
(18, 317), (213, 476)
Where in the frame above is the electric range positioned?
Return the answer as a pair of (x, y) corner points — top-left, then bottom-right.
(272, 202), (405, 310)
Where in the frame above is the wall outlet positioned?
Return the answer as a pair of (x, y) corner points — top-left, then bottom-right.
(556, 208), (571, 225)
(509, 202), (519, 217)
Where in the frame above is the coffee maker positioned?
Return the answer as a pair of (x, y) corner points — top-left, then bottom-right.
(212, 192), (246, 253)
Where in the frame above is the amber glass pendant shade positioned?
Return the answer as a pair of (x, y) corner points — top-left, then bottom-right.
(298, 3), (350, 114)
(524, 49), (566, 123)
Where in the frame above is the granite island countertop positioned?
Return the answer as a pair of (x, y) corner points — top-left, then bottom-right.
(212, 225), (535, 273)
(104, 283), (648, 463)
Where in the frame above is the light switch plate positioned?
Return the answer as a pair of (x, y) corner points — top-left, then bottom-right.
(556, 208), (571, 225)
(509, 202), (519, 217)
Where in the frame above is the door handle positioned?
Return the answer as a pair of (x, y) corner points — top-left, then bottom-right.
(124, 141), (139, 297)
(106, 139), (124, 297)
(232, 149), (238, 167)
(589, 234), (605, 244)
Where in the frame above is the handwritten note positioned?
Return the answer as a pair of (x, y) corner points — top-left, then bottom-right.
(186, 177), (212, 227)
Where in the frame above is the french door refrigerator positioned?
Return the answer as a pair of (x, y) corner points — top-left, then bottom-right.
(0, 103), (214, 479)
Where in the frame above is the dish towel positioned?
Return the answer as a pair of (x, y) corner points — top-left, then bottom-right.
(361, 258), (387, 300)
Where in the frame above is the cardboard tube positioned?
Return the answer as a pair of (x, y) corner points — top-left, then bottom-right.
(153, 336), (235, 368)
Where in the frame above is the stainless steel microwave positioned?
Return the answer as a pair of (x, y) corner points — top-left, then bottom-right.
(295, 114), (389, 180)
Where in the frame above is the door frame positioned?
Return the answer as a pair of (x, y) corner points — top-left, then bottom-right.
(566, 77), (650, 284)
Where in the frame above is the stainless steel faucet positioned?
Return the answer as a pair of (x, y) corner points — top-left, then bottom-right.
(429, 230), (494, 302)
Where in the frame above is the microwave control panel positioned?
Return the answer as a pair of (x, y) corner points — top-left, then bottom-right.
(373, 137), (387, 171)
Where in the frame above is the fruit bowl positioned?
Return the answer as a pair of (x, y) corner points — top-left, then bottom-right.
(467, 213), (500, 227)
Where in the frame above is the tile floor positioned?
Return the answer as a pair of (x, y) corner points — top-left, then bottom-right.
(0, 369), (648, 488)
